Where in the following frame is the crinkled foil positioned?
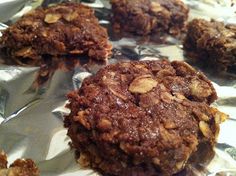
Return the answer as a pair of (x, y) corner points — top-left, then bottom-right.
(0, 0), (236, 175)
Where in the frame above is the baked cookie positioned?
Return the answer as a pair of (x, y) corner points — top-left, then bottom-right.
(111, 0), (189, 35)
(0, 151), (39, 176)
(0, 2), (112, 66)
(64, 60), (227, 175)
(184, 19), (236, 73)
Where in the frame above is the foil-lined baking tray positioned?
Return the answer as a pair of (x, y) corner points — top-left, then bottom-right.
(0, 0), (236, 175)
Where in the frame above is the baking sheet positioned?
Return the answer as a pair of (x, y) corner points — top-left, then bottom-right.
(0, 0), (236, 175)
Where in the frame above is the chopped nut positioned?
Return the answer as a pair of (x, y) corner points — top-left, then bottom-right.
(164, 121), (177, 129)
(152, 157), (160, 165)
(134, 64), (149, 72)
(129, 75), (157, 94)
(15, 47), (33, 57)
(22, 20), (39, 28)
(121, 74), (127, 82)
(100, 130), (119, 141)
(40, 30), (51, 38)
(173, 93), (186, 103)
(44, 13), (61, 23)
(120, 62), (131, 68)
(174, 93), (186, 100)
(156, 68), (175, 79)
(186, 134), (198, 151)
(120, 142), (129, 153)
(108, 71), (116, 78)
(108, 86), (127, 100)
(69, 50), (84, 54)
(176, 161), (185, 170)
(200, 114), (210, 121)
(159, 83), (167, 91)
(193, 109), (210, 121)
(160, 126), (180, 146)
(190, 78), (212, 98)
(78, 153), (90, 167)
(171, 61), (196, 76)
(221, 29), (234, 38)
(102, 72), (116, 82)
(74, 111), (90, 129)
(63, 12), (78, 21)
(210, 107), (228, 124)
(102, 76), (107, 81)
(160, 92), (174, 103)
(97, 119), (112, 131)
(102, 73), (128, 100)
(214, 124), (220, 139)
(150, 2), (163, 13)
(139, 92), (160, 107)
(199, 121), (213, 138)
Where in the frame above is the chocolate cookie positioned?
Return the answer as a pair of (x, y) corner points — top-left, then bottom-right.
(64, 60), (227, 175)
(111, 0), (189, 35)
(0, 2), (112, 66)
(184, 19), (236, 73)
(0, 151), (39, 176)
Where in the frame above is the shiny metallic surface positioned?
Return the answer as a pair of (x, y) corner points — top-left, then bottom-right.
(0, 0), (236, 175)
(0, 0), (30, 22)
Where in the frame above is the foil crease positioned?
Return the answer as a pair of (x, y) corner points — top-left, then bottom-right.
(0, 0), (236, 175)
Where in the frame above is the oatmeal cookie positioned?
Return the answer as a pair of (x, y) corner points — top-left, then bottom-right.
(111, 0), (189, 35)
(0, 2), (112, 66)
(0, 151), (39, 176)
(184, 19), (236, 73)
(64, 60), (227, 175)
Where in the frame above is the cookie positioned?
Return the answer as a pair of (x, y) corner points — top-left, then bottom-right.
(64, 60), (227, 175)
(0, 2), (112, 66)
(0, 151), (39, 176)
(111, 0), (189, 35)
(184, 19), (236, 73)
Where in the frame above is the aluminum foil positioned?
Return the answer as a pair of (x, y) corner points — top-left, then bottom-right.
(0, 0), (236, 175)
(0, 0), (31, 22)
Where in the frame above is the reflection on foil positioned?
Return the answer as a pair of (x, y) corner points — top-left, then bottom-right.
(72, 71), (92, 90)
(183, 0), (236, 24)
(0, 23), (8, 37)
(0, 0), (236, 176)
(0, 66), (40, 118)
(217, 143), (236, 161)
(0, 0), (29, 22)
(0, 88), (8, 122)
(82, 0), (103, 8)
